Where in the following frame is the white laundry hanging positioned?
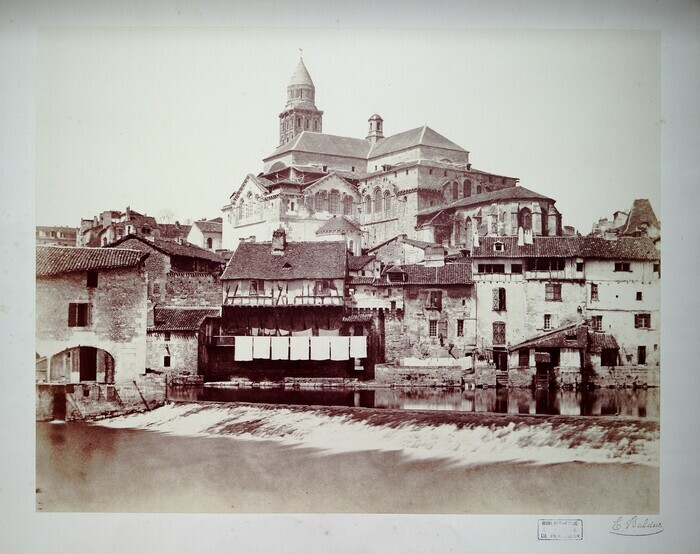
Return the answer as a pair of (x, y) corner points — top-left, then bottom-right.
(289, 336), (310, 361)
(330, 336), (350, 361)
(310, 336), (331, 360)
(350, 336), (367, 359)
(234, 336), (253, 361)
(253, 336), (271, 359)
(270, 336), (289, 360)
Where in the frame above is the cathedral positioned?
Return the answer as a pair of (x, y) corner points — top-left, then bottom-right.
(221, 57), (564, 253)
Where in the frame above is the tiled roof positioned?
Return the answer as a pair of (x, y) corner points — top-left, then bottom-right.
(368, 125), (467, 159)
(472, 236), (660, 260)
(342, 313), (374, 323)
(267, 132), (371, 160)
(110, 235), (226, 264)
(159, 223), (192, 240)
(222, 241), (347, 280)
(347, 255), (375, 272)
(417, 186), (553, 218)
(150, 307), (220, 332)
(510, 323), (588, 350)
(376, 262), (472, 286)
(588, 331), (619, 353)
(194, 220), (223, 234)
(367, 234), (443, 254)
(316, 216), (362, 235)
(36, 245), (148, 276)
(620, 199), (660, 235)
(349, 276), (375, 285)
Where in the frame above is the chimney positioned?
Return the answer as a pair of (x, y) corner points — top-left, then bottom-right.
(271, 228), (287, 255)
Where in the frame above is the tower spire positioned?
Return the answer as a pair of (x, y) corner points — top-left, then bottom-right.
(278, 55), (324, 146)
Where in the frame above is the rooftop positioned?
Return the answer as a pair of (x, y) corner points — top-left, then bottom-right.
(150, 306), (220, 332)
(222, 241), (347, 280)
(417, 186), (554, 218)
(620, 199), (660, 235)
(36, 245), (148, 277)
(194, 219), (223, 234)
(109, 235), (226, 264)
(376, 262), (472, 286)
(316, 216), (362, 235)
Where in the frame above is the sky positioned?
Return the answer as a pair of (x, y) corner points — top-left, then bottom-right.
(37, 27), (660, 233)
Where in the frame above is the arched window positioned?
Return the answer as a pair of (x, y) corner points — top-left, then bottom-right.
(374, 189), (383, 213)
(465, 217), (473, 249)
(329, 190), (340, 214)
(348, 240), (354, 253)
(364, 195), (372, 214)
(207, 237), (213, 249)
(343, 195), (353, 216)
(314, 120), (318, 131)
(238, 201), (244, 221)
(518, 207), (532, 230)
(290, 201), (295, 212)
(464, 180), (472, 197)
(477, 185), (483, 194)
(443, 183), (451, 202)
(254, 195), (262, 218)
(452, 181), (459, 201)
(384, 190), (392, 214)
(245, 194), (253, 219)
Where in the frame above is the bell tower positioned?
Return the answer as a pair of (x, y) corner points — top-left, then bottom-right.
(278, 55), (324, 146)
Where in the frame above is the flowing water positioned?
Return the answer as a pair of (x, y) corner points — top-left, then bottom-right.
(36, 397), (660, 513)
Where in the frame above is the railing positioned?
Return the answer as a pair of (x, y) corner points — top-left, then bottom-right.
(224, 295), (345, 307)
(209, 335), (236, 346)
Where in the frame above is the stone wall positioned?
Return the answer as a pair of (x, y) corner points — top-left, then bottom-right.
(117, 237), (171, 305)
(374, 364), (464, 387)
(166, 272), (221, 307)
(36, 374), (166, 421)
(586, 366), (660, 388)
(146, 331), (199, 375)
(36, 266), (147, 383)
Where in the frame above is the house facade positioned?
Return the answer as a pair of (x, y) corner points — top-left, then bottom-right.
(36, 226), (78, 246)
(36, 245), (149, 384)
(187, 218), (223, 251)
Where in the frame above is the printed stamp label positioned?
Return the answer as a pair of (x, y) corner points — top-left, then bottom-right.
(538, 519), (583, 541)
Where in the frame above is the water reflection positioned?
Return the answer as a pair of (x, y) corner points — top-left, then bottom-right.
(168, 386), (659, 418)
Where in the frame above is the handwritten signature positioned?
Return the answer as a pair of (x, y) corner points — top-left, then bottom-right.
(611, 516), (664, 536)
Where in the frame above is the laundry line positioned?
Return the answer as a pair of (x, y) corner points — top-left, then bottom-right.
(232, 335), (367, 361)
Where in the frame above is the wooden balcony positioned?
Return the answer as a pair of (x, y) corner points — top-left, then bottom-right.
(224, 294), (345, 307)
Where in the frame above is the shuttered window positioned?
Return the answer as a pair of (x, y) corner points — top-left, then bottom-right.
(545, 283), (562, 301)
(438, 320), (448, 338)
(68, 303), (91, 327)
(492, 287), (506, 311)
(493, 321), (506, 345)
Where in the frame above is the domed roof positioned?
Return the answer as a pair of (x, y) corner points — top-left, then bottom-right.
(288, 58), (315, 88)
(368, 113), (383, 121)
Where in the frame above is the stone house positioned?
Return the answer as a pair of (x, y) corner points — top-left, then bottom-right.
(187, 218), (223, 251)
(36, 225), (78, 246)
(146, 306), (220, 376)
(36, 245), (149, 384)
(109, 235), (226, 307)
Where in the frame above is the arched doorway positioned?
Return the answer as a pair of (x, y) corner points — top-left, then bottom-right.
(50, 346), (115, 383)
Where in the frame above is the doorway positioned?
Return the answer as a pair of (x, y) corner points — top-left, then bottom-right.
(79, 346), (97, 381)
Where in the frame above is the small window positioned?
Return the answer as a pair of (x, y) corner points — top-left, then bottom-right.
(576, 262), (584, 272)
(592, 315), (603, 332)
(429, 291), (443, 309)
(87, 271), (98, 288)
(635, 313), (651, 329)
(545, 283), (562, 301)
(614, 262), (631, 272)
(591, 283), (599, 302)
(390, 300), (397, 312)
(494, 242), (504, 252)
(207, 237), (213, 249)
(429, 169), (433, 175)
(164, 355), (171, 368)
(636, 291), (643, 301)
(351, 166), (355, 172)
(68, 303), (91, 327)
(510, 264), (522, 274)
(519, 348), (529, 367)
(457, 319), (464, 337)
(478, 264), (506, 274)
(164, 332), (171, 342)
(544, 314), (552, 330)
(153, 283), (160, 295)
(653, 262), (660, 275)
(429, 320), (438, 337)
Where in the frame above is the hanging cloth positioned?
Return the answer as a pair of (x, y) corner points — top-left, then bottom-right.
(253, 336), (271, 359)
(271, 336), (289, 360)
(290, 336), (310, 361)
(350, 336), (367, 359)
(310, 336), (331, 361)
(330, 336), (350, 361)
(234, 336), (254, 361)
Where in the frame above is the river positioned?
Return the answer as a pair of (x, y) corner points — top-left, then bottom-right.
(36, 395), (659, 513)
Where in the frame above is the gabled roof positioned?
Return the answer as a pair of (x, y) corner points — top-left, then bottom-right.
(159, 223), (192, 240)
(510, 323), (588, 351)
(376, 262), (472, 286)
(472, 236), (660, 261)
(150, 306), (220, 332)
(620, 199), (660, 235)
(222, 241), (347, 280)
(368, 125), (467, 159)
(316, 216), (362, 235)
(418, 186), (553, 218)
(109, 235), (226, 264)
(267, 132), (371, 160)
(36, 245), (148, 277)
(347, 254), (375, 272)
(194, 220), (223, 234)
(368, 234), (443, 254)
(588, 331), (619, 354)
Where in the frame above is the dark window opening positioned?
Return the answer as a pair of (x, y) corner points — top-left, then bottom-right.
(478, 264), (506, 274)
(428, 291), (443, 310)
(492, 287), (506, 311)
(164, 332), (171, 342)
(164, 355), (171, 368)
(526, 258), (565, 271)
(87, 271), (98, 288)
(68, 303), (91, 327)
(614, 262), (631, 272)
(601, 348), (618, 366)
(510, 264), (522, 274)
(635, 313), (651, 329)
(636, 291), (643, 301)
(457, 319), (464, 337)
(519, 348), (529, 367)
(637, 346), (647, 365)
(576, 262), (584, 272)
